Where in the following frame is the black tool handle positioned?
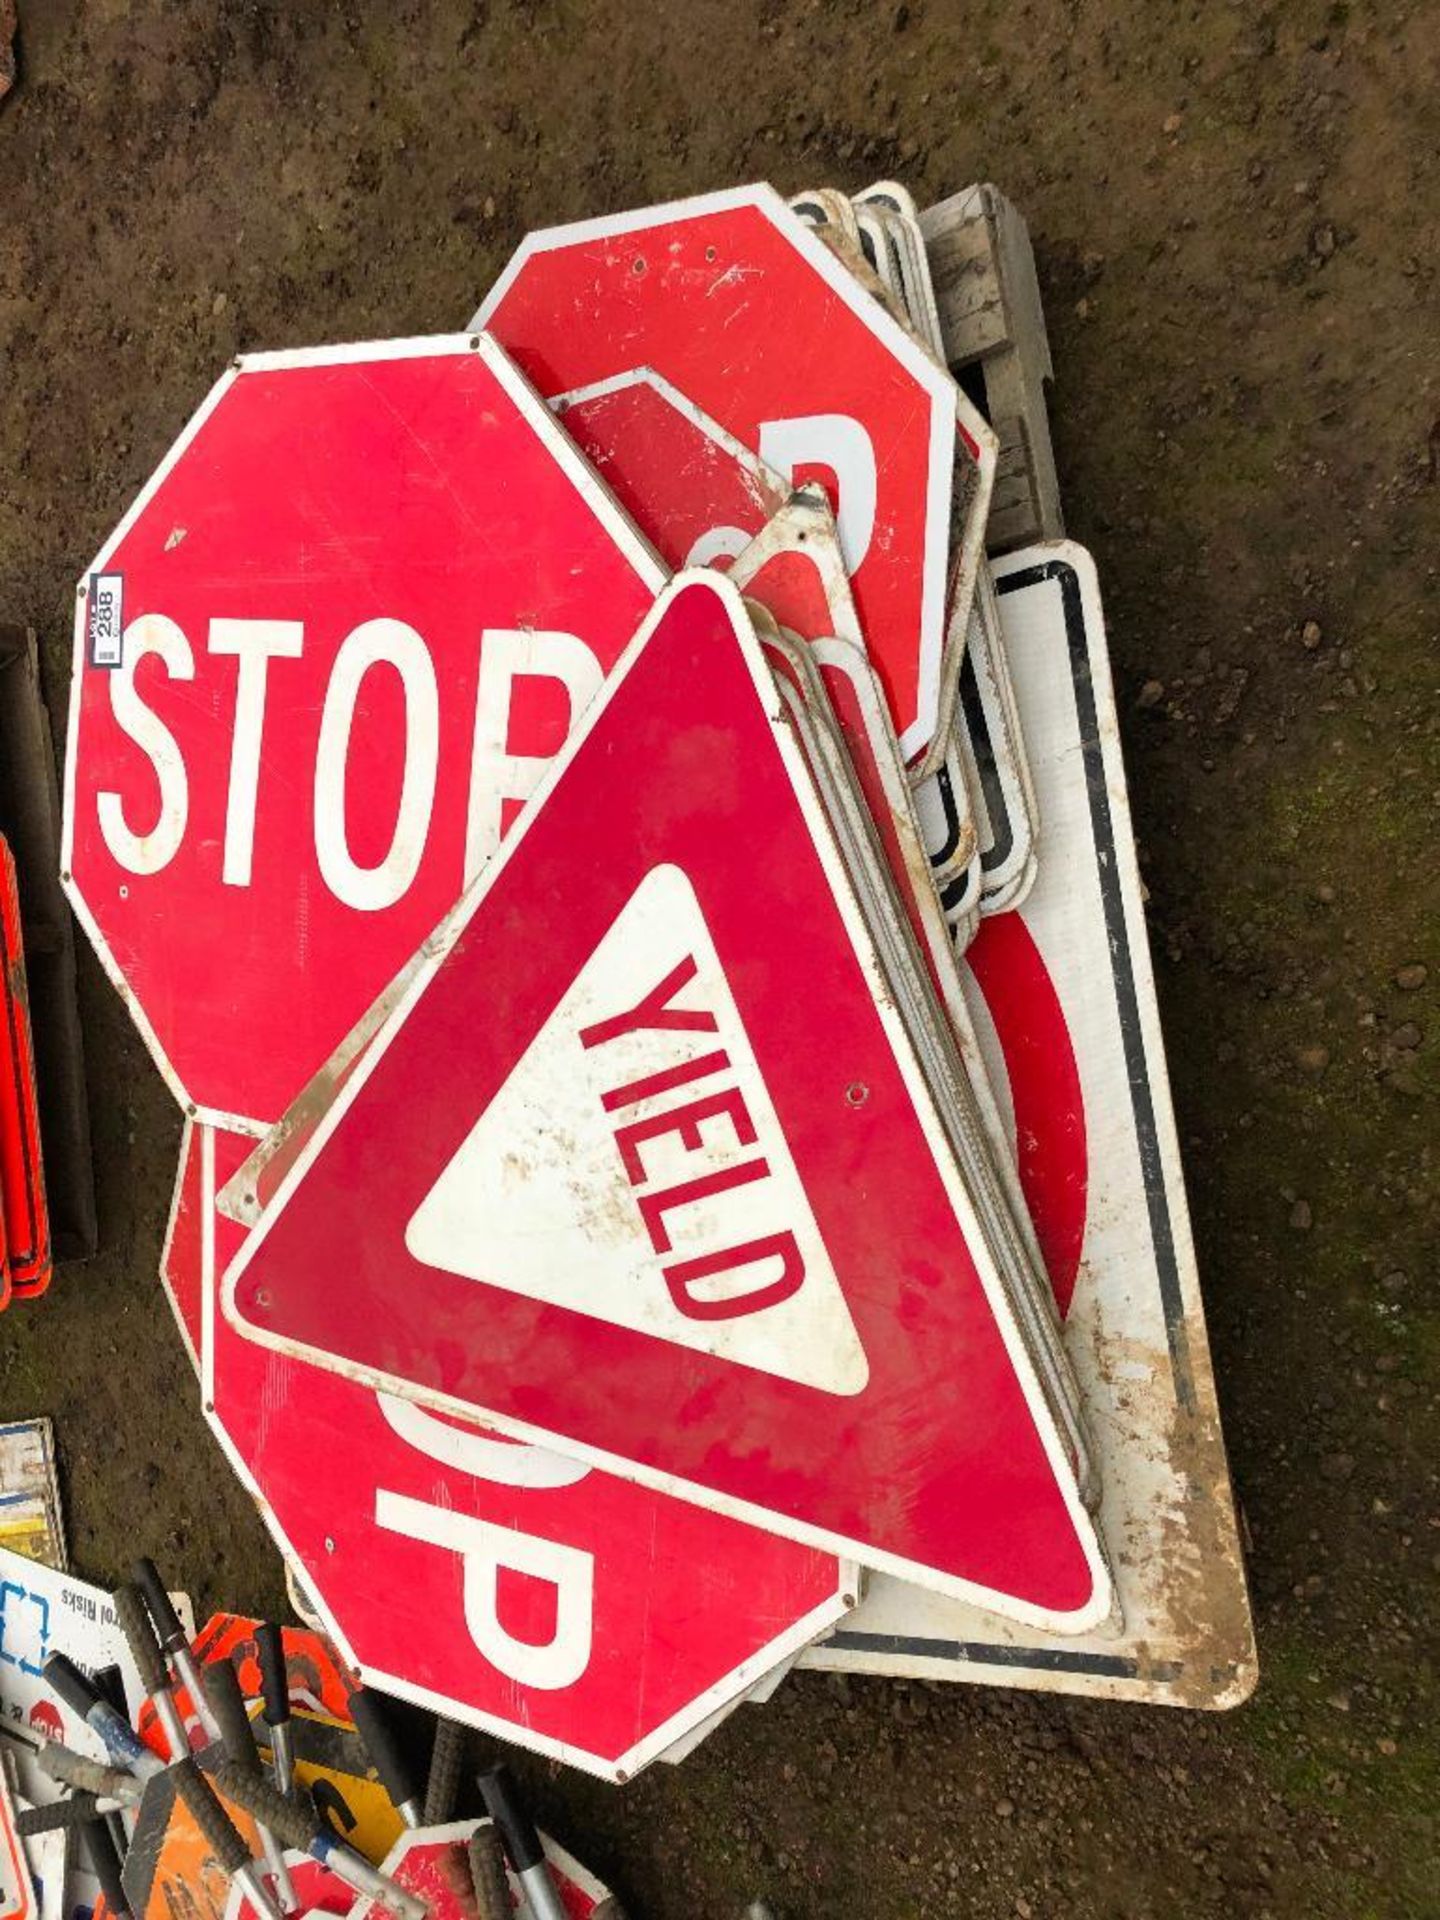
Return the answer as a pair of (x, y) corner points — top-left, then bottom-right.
(348, 1687), (420, 1815)
(212, 1760), (316, 1855)
(113, 1584), (169, 1697)
(477, 1764), (544, 1875)
(203, 1660), (262, 1772)
(36, 1745), (138, 1801)
(255, 1623), (289, 1728)
(16, 1794), (106, 1835)
(43, 1652), (100, 1719)
(131, 1558), (185, 1650)
(170, 1759), (251, 1874)
(467, 1825), (512, 1920)
(82, 1819), (133, 1920)
(423, 1717), (466, 1827)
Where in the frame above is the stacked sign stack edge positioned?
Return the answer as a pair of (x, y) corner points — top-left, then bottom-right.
(63, 179), (1254, 1782)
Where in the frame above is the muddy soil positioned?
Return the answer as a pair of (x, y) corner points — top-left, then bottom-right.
(1, 3), (1437, 1915)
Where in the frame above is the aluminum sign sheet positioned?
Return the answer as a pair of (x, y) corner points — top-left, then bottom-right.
(191, 1127), (854, 1785)
(62, 335), (664, 1133)
(224, 573), (1108, 1628)
(803, 545), (1256, 1706)
(552, 369), (788, 570)
(474, 184), (958, 763)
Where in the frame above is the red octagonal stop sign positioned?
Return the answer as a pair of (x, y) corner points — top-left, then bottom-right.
(188, 1122), (854, 1782)
(62, 336), (663, 1131)
(475, 184), (961, 765)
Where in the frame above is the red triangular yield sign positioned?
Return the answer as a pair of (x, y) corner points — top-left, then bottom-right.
(224, 573), (1109, 1630)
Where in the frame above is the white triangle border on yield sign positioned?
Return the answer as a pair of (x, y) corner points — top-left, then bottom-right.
(404, 859), (869, 1397)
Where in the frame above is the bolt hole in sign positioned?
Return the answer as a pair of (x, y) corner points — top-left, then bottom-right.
(62, 335), (665, 1134)
(225, 573), (1109, 1632)
(472, 184), (964, 766)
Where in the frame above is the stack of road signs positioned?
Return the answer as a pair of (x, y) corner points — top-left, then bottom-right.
(61, 180), (1254, 1782)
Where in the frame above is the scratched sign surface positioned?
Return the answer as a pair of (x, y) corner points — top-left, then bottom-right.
(191, 1120), (853, 1782)
(62, 335), (663, 1131)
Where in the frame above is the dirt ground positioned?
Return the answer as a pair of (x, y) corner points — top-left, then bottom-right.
(1, 1), (1437, 1915)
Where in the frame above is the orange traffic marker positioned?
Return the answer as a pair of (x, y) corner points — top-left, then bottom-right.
(0, 834), (50, 1297)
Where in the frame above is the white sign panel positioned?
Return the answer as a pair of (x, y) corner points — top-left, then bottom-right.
(802, 544), (1255, 1707)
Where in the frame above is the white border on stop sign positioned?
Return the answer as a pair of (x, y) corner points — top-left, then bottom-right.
(59, 332), (668, 1143)
(194, 1121), (861, 1783)
(159, 1113), (204, 1370)
(550, 365), (791, 560)
(800, 544), (1256, 1708)
(652, 1647), (801, 1770)
(472, 183), (995, 775)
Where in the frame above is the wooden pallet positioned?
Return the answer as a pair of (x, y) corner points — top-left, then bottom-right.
(920, 184), (1064, 552)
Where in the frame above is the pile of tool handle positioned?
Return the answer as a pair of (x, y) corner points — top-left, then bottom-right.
(18, 1557), (601, 1920)
(0, 835), (49, 1306)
